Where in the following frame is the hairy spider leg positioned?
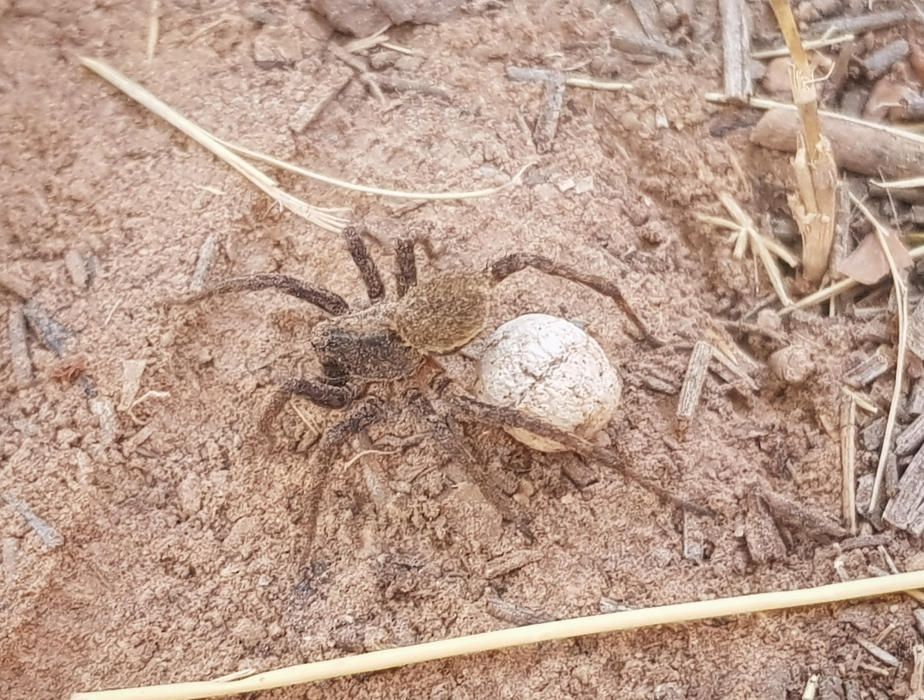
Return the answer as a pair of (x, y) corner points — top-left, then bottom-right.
(446, 393), (711, 516)
(343, 226), (386, 304)
(406, 390), (535, 541)
(393, 237), (418, 298)
(169, 273), (350, 316)
(294, 398), (385, 555)
(487, 253), (653, 342)
(259, 377), (360, 434)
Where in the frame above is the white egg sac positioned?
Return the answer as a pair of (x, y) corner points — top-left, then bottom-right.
(477, 313), (622, 452)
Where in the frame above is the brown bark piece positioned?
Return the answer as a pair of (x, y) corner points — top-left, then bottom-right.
(884, 448), (924, 533)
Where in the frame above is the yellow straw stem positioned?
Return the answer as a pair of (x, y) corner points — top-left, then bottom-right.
(73, 570), (924, 700)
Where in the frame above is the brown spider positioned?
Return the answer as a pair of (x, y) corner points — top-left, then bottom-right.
(171, 226), (703, 551)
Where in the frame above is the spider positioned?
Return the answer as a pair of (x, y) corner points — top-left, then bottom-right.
(171, 226), (704, 551)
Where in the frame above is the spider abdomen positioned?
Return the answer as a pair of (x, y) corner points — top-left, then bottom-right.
(393, 272), (490, 354)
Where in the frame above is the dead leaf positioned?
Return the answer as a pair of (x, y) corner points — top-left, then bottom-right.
(837, 232), (912, 285)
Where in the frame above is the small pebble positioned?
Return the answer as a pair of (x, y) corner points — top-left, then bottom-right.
(769, 345), (814, 385)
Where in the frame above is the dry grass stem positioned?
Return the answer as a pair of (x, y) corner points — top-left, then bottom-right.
(217, 137), (535, 201)
(768, 0), (838, 283)
(781, 244), (924, 313)
(716, 192), (795, 304)
(850, 193), (910, 516)
(875, 177), (924, 190)
(146, 0), (160, 61)
(79, 57), (349, 232)
(380, 41), (419, 56)
(752, 33), (854, 60)
(562, 76), (633, 91)
(70, 571), (924, 700)
(341, 448), (399, 469)
(841, 387), (878, 414)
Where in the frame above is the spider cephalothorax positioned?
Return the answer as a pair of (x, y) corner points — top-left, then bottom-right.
(171, 225), (697, 554)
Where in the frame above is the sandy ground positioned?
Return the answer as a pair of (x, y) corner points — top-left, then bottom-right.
(2, 1), (924, 698)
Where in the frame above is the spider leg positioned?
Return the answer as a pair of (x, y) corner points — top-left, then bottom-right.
(486, 253), (654, 343)
(293, 398), (385, 555)
(168, 273), (350, 316)
(407, 390), (534, 541)
(445, 393), (712, 516)
(259, 376), (362, 434)
(393, 237), (418, 298)
(343, 226), (386, 304)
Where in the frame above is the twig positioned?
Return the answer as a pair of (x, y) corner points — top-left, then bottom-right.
(850, 194), (910, 517)
(808, 9), (909, 35)
(844, 347), (893, 388)
(752, 34), (854, 60)
(381, 41), (419, 56)
(761, 488), (848, 540)
(862, 39), (909, 80)
(841, 387), (878, 414)
(506, 67), (633, 91)
(328, 42), (387, 106)
(896, 414), (924, 456)
(341, 448), (398, 470)
(79, 57), (349, 233)
(485, 594), (551, 625)
(611, 29), (685, 59)
(876, 177), (924, 190)
(289, 66), (353, 133)
(70, 571), (924, 700)
(856, 637), (899, 667)
(561, 76), (633, 91)
(378, 75), (451, 100)
(840, 394), (858, 535)
(533, 72), (566, 154)
(719, 0), (752, 101)
(677, 341), (712, 422)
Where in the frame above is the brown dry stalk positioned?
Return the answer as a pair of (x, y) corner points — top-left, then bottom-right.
(768, 0), (838, 284)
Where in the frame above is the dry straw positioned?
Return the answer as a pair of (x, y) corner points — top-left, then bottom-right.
(72, 571), (924, 700)
(79, 57), (530, 231)
(768, 0), (838, 284)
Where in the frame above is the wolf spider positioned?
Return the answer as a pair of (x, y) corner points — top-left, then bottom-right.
(172, 226), (703, 551)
